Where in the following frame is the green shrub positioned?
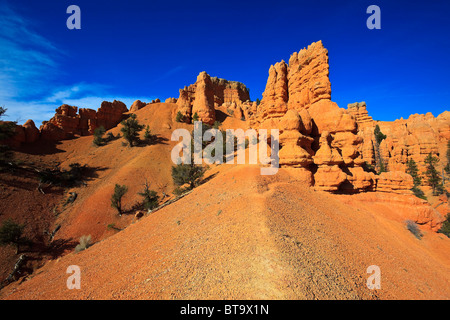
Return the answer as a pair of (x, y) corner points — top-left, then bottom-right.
(0, 219), (30, 254)
(93, 126), (106, 146)
(0, 107), (16, 165)
(171, 163), (206, 191)
(111, 184), (128, 215)
(411, 186), (427, 200)
(138, 181), (159, 210)
(38, 163), (85, 187)
(175, 111), (184, 123)
(438, 215), (450, 238)
(406, 158), (421, 186)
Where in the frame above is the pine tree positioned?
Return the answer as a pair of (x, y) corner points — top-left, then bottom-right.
(406, 158), (421, 186)
(373, 125), (388, 174)
(0, 107), (16, 165)
(138, 180), (159, 210)
(374, 124), (387, 144)
(175, 111), (184, 123)
(424, 153), (443, 196)
(93, 126), (106, 146)
(406, 158), (426, 200)
(143, 125), (156, 144)
(111, 184), (128, 215)
(0, 219), (30, 254)
(438, 214), (450, 238)
(120, 114), (144, 147)
(192, 112), (199, 122)
(171, 162), (206, 191)
(143, 125), (151, 140)
(445, 140), (450, 175)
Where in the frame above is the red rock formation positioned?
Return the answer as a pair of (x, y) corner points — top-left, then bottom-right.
(79, 108), (97, 135)
(192, 72), (216, 125)
(287, 41), (331, 111)
(176, 72), (250, 123)
(256, 61), (288, 121)
(96, 100), (128, 131)
(40, 121), (69, 141)
(347, 102), (374, 129)
(375, 171), (414, 195)
(165, 97), (177, 104)
(253, 41), (367, 193)
(351, 101), (449, 175)
(40, 100), (128, 140)
(277, 110), (314, 168)
(313, 131), (347, 191)
(22, 120), (39, 143)
(129, 100), (147, 112)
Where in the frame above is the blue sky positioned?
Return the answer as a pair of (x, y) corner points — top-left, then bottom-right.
(1, 0), (449, 126)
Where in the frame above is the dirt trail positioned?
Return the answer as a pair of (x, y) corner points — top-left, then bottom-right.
(1, 165), (449, 299)
(1, 103), (449, 299)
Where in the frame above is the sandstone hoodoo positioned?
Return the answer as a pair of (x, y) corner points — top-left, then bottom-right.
(250, 41), (373, 193)
(177, 71), (250, 124)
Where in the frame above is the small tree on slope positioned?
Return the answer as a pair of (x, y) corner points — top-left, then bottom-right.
(111, 184), (128, 215)
(406, 158), (426, 200)
(120, 114), (144, 147)
(424, 153), (443, 196)
(0, 219), (31, 254)
(0, 107), (16, 165)
(138, 180), (159, 210)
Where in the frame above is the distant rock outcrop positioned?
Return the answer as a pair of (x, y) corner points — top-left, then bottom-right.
(40, 100), (128, 140)
(129, 100), (147, 112)
(177, 71), (250, 124)
(165, 97), (177, 104)
(350, 103), (449, 173)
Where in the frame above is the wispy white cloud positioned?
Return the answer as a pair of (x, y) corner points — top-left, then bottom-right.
(3, 82), (157, 127)
(0, 2), (61, 101)
(0, 2), (63, 124)
(0, 2), (158, 128)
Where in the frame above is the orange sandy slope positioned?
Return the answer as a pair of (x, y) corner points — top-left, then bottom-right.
(1, 103), (449, 299)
